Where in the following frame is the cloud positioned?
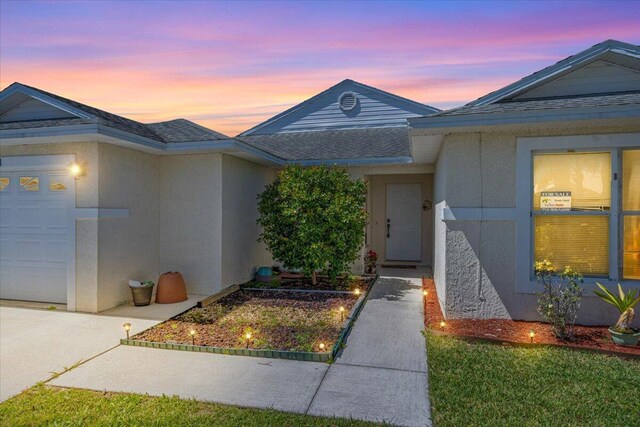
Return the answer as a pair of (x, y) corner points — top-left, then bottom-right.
(1, 0), (638, 136)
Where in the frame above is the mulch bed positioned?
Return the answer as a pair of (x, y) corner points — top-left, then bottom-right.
(134, 289), (358, 352)
(422, 277), (640, 356)
(242, 274), (376, 292)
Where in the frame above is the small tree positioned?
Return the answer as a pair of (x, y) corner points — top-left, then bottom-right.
(257, 165), (368, 284)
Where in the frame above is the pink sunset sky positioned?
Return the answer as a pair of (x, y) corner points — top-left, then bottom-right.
(1, 0), (639, 136)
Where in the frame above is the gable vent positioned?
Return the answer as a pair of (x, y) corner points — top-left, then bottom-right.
(338, 92), (358, 111)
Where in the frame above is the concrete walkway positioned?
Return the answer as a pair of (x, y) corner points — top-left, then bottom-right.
(0, 307), (158, 402)
(308, 269), (431, 426)
(49, 269), (431, 426)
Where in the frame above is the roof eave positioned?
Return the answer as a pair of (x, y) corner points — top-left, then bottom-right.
(408, 104), (640, 133)
(0, 122), (284, 166)
(286, 156), (412, 167)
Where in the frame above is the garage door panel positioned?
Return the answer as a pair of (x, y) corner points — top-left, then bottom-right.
(13, 238), (44, 263)
(0, 206), (11, 228)
(0, 238), (11, 261)
(0, 168), (71, 304)
(46, 206), (68, 229)
(45, 240), (68, 263)
(16, 206), (43, 229)
(1, 267), (67, 303)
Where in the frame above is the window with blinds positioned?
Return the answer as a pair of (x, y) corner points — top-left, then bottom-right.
(534, 215), (609, 275)
(622, 150), (640, 279)
(533, 152), (611, 211)
(533, 152), (610, 276)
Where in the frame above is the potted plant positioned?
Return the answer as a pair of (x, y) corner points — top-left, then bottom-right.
(129, 280), (155, 306)
(364, 250), (378, 274)
(594, 283), (640, 346)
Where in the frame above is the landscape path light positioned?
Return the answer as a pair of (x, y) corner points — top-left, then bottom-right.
(190, 329), (196, 345)
(319, 342), (326, 351)
(123, 323), (131, 339)
(245, 332), (252, 349)
(339, 306), (346, 321)
(529, 329), (536, 343)
(439, 321), (446, 331)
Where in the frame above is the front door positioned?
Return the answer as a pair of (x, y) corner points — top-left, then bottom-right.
(385, 183), (422, 261)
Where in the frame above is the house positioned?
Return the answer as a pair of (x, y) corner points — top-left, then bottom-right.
(0, 84), (278, 312)
(409, 39), (640, 325)
(1, 39), (638, 326)
(0, 79), (438, 312)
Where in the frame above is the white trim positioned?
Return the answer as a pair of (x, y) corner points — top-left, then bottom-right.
(515, 133), (640, 294)
(0, 154), (75, 169)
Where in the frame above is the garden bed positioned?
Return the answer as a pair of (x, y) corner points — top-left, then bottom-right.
(242, 273), (376, 292)
(422, 277), (640, 357)
(126, 275), (376, 362)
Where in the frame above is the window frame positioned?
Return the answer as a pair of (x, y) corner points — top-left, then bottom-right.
(620, 149), (640, 280)
(531, 149), (614, 279)
(515, 133), (639, 294)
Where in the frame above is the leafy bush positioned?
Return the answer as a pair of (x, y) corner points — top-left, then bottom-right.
(594, 283), (640, 333)
(535, 260), (584, 340)
(257, 165), (368, 284)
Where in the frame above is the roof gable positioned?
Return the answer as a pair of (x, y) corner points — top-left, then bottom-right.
(469, 39), (640, 106)
(513, 59), (640, 100)
(1, 97), (77, 122)
(240, 79), (439, 136)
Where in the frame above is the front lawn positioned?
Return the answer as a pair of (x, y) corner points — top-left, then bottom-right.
(135, 290), (358, 352)
(426, 332), (640, 427)
(0, 385), (377, 426)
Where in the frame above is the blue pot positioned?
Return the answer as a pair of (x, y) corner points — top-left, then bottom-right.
(609, 328), (640, 347)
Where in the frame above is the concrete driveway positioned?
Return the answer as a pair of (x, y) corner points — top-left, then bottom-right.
(0, 307), (157, 402)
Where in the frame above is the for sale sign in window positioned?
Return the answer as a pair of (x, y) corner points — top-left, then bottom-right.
(540, 192), (571, 211)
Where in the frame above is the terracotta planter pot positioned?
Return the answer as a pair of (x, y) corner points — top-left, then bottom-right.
(155, 272), (188, 304)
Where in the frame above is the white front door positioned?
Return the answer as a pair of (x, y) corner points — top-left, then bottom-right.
(385, 183), (422, 261)
(0, 169), (73, 303)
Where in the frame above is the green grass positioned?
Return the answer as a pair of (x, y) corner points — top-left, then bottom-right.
(0, 384), (377, 426)
(426, 332), (640, 427)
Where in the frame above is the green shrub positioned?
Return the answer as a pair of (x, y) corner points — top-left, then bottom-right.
(257, 165), (367, 284)
(535, 260), (584, 340)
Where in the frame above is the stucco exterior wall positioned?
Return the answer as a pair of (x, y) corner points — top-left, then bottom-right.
(434, 126), (640, 326)
(1, 142), (278, 310)
(158, 153), (223, 296)
(96, 143), (161, 311)
(0, 142), (100, 312)
(221, 155), (274, 286)
(367, 174), (434, 265)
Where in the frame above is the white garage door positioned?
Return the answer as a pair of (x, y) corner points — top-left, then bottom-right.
(0, 167), (73, 303)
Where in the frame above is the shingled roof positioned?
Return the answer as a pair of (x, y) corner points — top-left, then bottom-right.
(237, 127), (411, 161)
(146, 119), (228, 142)
(431, 91), (640, 117)
(0, 83), (229, 143)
